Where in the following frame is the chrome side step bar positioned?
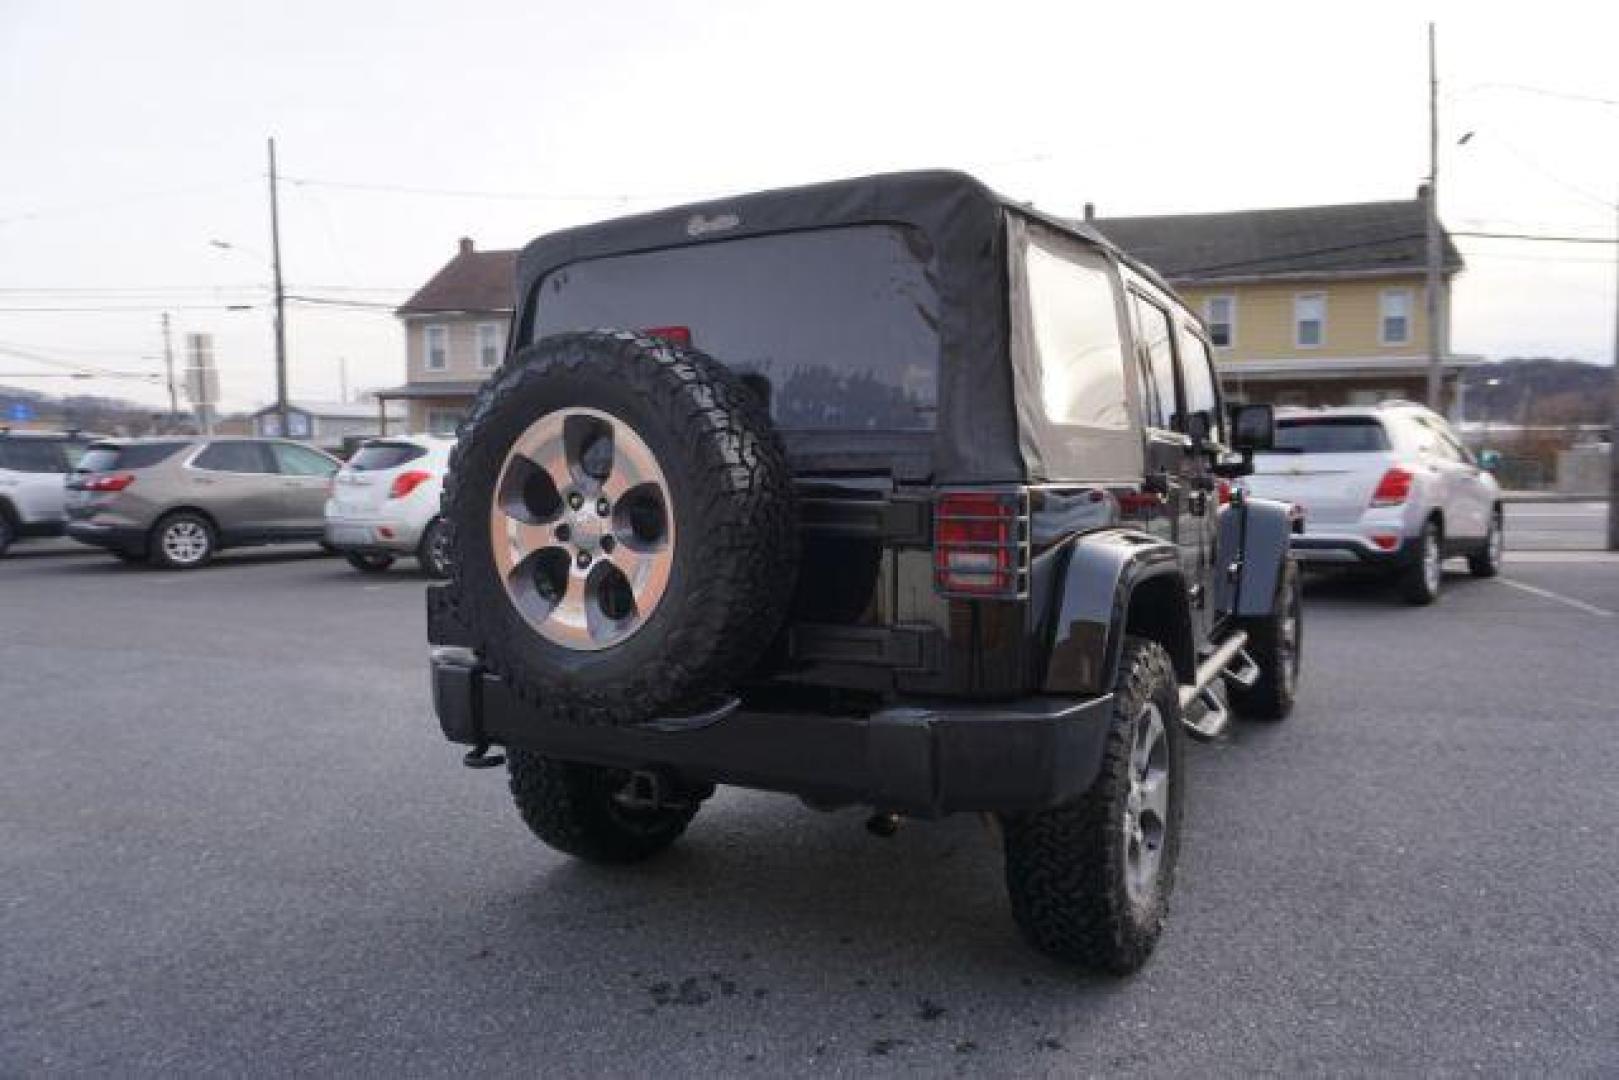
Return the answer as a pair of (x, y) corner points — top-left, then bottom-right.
(1178, 632), (1250, 742)
(1225, 647), (1261, 690)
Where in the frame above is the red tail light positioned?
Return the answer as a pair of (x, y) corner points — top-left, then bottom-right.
(389, 469), (432, 499)
(1370, 467), (1414, 507)
(642, 326), (692, 347)
(933, 490), (1027, 597)
(84, 472), (135, 493)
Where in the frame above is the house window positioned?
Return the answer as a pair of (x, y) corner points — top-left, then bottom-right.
(1380, 289), (1411, 345)
(476, 323), (502, 370)
(1204, 295), (1235, 348)
(1294, 293), (1326, 348)
(424, 325), (448, 371)
(426, 408), (464, 435)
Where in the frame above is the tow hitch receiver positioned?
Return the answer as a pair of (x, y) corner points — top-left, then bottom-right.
(462, 743), (506, 769)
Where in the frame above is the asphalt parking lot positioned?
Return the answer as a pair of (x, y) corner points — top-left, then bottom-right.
(3, 519), (1617, 1075)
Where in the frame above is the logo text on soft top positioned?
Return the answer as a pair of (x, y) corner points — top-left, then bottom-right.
(686, 212), (740, 238)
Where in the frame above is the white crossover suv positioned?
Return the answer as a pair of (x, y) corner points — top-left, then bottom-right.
(324, 435), (454, 577)
(1245, 403), (1503, 604)
(0, 431), (95, 557)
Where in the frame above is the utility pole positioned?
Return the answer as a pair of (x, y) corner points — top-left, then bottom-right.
(160, 312), (179, 428)
(268, 137), (290, 435)
(1424, 22), (1445, 412)
(1608, 189), (1618, 550)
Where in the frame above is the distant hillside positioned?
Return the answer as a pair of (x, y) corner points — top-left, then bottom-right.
(0, 384), (175, 435)
(1461, 359), (1613, 427)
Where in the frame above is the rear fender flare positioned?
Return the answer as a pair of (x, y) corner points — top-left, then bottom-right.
(1213, 496), (1294, 618)
(1040, 529), (1194, 697)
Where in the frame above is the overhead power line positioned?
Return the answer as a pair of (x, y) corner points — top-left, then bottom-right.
(1459, 81), (1619, 108)
(0, 303), (260, 313)
(1164, 227), (1616, 279)
(1453, 230), (1617, 244)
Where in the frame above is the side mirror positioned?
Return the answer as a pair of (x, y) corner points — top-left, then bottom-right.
(1230, 403), (1276, 452)
(1478, 449), (1501, 471)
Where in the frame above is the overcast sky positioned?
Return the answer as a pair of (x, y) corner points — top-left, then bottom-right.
(2, 0), (1615, 412)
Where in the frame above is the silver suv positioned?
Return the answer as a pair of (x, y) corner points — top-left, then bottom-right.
(0, 430), (95, 557)
(66, 437), (340, 569)
(1244, 402), (1502, 604)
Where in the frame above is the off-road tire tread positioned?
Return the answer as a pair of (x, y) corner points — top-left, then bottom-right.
(507, 749), (698, 863)
(444, 331), (797, 726)
(1230, 559), (1300, 721)
(1001, 637), (1183, 973)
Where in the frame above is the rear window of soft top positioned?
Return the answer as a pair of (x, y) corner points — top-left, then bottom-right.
(529, 224), (940, 431)
(1269, 416), (1391, 454)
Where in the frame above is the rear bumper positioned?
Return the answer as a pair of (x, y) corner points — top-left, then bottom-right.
(1291, 533), (1421, 569)
(66, 521), (146, 553)
(324, 516), (424, 554)
(430, 651), (1113, 816)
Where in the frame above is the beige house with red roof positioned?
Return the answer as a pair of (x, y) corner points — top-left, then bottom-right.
(379, 238), (517, 434)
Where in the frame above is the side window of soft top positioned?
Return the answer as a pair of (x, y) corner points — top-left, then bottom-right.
(1175, 323), (1224, 444)
(1128, 293), (1179, 433)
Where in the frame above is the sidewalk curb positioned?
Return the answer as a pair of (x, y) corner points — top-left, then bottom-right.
(1501, 491), (1608, 504)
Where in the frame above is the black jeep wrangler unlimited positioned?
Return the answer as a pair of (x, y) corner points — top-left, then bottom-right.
(427, 171), (1301, 973)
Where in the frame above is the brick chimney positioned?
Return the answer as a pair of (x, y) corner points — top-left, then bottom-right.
(458, 237), (475, 255)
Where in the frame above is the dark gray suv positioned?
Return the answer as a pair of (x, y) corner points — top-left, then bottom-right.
(66, 437), (340, 568)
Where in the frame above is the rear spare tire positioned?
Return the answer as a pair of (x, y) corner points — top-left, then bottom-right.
(445, 331), (797, 725)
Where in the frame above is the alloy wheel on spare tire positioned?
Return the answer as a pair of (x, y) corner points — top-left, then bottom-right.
(445, 331), (797, 725)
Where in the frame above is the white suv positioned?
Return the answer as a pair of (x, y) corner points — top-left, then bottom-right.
(1245, 403), (1503, 604)
(0, 431), (95, 557)
(324, 435), (454, 577)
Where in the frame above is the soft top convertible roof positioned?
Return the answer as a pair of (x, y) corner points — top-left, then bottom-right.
(512, 170), (1177, 484)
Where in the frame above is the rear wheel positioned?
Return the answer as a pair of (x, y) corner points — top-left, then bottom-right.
(1468, 507), (1503, 578)
(148, 511), (216, 570)
(1001, 637), (1183, 973)
(507, 750), (700, 863)
(345, 551), (395, 573)
(1397, 520), (1442, 605)
(417, 517), (451, 579)
(1230, 560), (1301, 721)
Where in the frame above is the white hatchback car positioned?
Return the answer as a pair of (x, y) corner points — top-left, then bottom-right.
(0, 431), (95, 557)
(1245, 402), (1503, 604)
(324, 435), (455, 577)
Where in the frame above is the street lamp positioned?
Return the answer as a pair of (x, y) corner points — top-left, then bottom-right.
(209, 233), (289, 435)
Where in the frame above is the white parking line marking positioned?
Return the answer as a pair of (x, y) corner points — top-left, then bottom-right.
(1496, 577), (1615, 617)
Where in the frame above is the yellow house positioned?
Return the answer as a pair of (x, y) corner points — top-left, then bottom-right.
(1093, 190), (1470, 409)
(377, 238), (518, 435)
